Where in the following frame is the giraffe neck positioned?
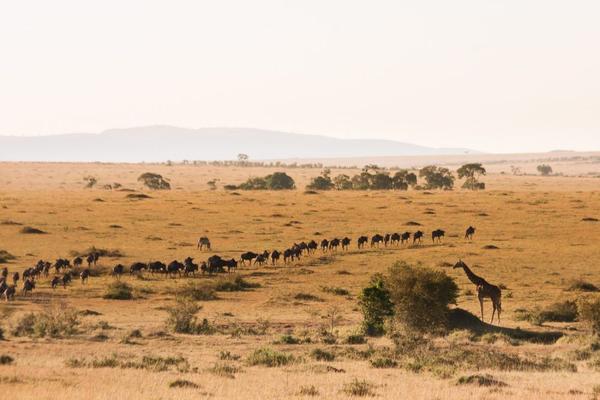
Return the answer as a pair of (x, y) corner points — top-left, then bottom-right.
(462, 265), (484, 286)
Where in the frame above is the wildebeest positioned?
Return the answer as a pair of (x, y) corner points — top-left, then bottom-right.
(271, 250), (281, 265)
(148, 261), (166, 274)
(80, 269), (90, 284)
(130, 262), (147, 275)
(55, 258), (70, 273)
(320, 239), (329, 252)
(4, 285), (15, 301)
(401, 232), (411, 244)
(255, 254), (267, 266)
(329, 238), (340, 251)
(307, 240), (318, 254)
(62, 273), (72, 288)
(112, 264), (125, 279)
(432, 229), (445, 243)
(1, 268), (7, 279)
(167, 261), (184, 278)
(225, 258), (238, 273)
(197, 236), (211, 250)
(86, 254), (95, 268)
(390, 233), (400, 245)
(51, 276), (61, 289)
(207, 255), (226, 274)
(22, 278), (35, 295)
(283, 248), (294, 263)
(73, 257), (83, 268)
(357, 236), (368, 249)
(465, 226), (476, 240)
(341, 237), (351, 250)
(384, 234), (391, 247)
(371, 234), (384, 248)
(413, 231), (424, 244)
(183, 257), (198, 276)
(241, 251), (259, 266)
(12, 272), (19, 286)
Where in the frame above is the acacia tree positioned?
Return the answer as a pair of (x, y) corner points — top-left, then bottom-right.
(138, 172), (171, 190)
(418, 166), (454, 190)
(537, 164), (553, 176)
(457, 163), (486, 190)
(333, 174), (353, 190)
(392, 170), (417, 190)
(306, 169), (334, 190)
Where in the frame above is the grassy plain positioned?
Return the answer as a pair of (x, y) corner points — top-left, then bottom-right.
(0, 161), (599, 399)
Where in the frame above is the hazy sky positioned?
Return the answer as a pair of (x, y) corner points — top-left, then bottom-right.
(1, 1), (599, 153)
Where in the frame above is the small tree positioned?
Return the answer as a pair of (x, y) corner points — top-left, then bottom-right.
(386, 262), (458, 334)
(370, 173), (393, 190)
(265, 172), (296, 190)
(238, 177), (268, 190)
(392, 170), (417, 190)
(306, 169), (334, 191)
(333, 174), (353, 190)
(237, 153), (249, 166)
(351, 172), (371, 190)
(418, 166), (454, 190)
(138, 173), (171, 190)
(457, 163), (486, 190)
(537, 164), (553, 176)
(359, 274), (394, 336)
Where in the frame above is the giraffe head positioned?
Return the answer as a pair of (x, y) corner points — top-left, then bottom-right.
(453, 259), (467, 269)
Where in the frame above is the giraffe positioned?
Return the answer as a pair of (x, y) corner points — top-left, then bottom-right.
(453, 260), (502, 324)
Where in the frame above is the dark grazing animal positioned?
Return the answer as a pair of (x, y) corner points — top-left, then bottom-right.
(357, 236), (368, 249)
(62, 273), (72, 288)
(225, 258), (238, 273)
(413, 231), (424, 244)
(401, 232), (411, 244)
(73, 257), (83, 268)
(112, 264), (125, 279)
(12, 272), (20, 286)
(86, 254), (95, 268)
(371, 234), (384, 248)
(384, 234), (391, 247)
(254, 254), (267, 266)
(320, 239), (329, 252)
(341, 237), (351, 250)
(1, 268), (7, 279)
(432, 229), (445, 243)
(80, 269), (90, 284)
(166, 261), (184, 278)
(22, 279), (35, 295)
(240, 251), (259, 265)
(329, 238), (340, 251)
(148, 261), (166, 274)
(391, 233), (400, 245)
(307, 240), (318, 254)
(271, 250), (281, 265)
(183, 257), (198, 276)
(465, 226), (476, 240)
(130, 262), (147, 275)
(51, 276), (61, 289)
(283, 248), (294, 263)
(4, 285), (15, 301)
(197, 236), (211, 250)
(207, 255), (226, 274)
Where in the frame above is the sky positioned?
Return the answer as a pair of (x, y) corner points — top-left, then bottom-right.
(1, 1), (599, 153)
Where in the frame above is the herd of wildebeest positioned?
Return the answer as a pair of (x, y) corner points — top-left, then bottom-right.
(0, 226), (477, 301)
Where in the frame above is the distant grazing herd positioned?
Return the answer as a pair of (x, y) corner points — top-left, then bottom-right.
(0, 226), (477, 301)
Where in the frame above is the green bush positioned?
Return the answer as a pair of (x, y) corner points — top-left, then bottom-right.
(306, 171), (334, 191)
(237, 172), (296, 190)
(166, 297), (202, 334)
(214, 275), (260, 292)
(386, 262), (458, 334)
(177, 281), (218, 301)
(342, 379), (377, 397)
(370, 357), (397, 368)
(310, 348), (335, 361)
(103, 282), (133, 300)
(358, 274), (393, 336)
(247, 347), (295, 367)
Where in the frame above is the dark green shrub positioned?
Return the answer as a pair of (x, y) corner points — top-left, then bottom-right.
(12, 306), (79, 338)
(358, 274), (393, 336)
(214, 275), (260, 292)
(310, 348), (335, 361)
(138, 172), (171, 190)
(247, 347), (295, 367)
(386, 262), (458, 334)
(578, 297), (600, 335)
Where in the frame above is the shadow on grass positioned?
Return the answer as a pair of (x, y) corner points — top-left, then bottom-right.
(449, 308), (563, 344)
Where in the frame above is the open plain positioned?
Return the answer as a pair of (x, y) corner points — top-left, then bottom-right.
(1, 161), (599, 399)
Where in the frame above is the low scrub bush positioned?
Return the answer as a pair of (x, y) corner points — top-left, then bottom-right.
(20, 226), (47, 234)
(578, 297), (600, 335)
(569, 280), (599, 292)
(103, 282), (133, 300)
(0, 250), (16, 263)
(165, 297), (215, 335)
(321, 286), (350, 296)
(12, 306), (79, 338)
(177, 281), (217, 301)
(342, 379), (377, 397)
(310, 348), (335, 361)
(457, 374), (507, 387)
(247, 347), (296, 367)
(359, 274), (393, 336)
(208, 362), (242, 378)
(169, 379), (200, 389)
(298, 385), (320, 396)
(0, 355), (14, 365)
(370, 357), (397, 368)
(214, 275), (260, 292)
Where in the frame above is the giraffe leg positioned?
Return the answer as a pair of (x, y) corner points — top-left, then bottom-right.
(490, 304), (496, 324)
(479, 297), (484, 321)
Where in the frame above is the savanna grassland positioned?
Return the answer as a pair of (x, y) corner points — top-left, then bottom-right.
(1, 161), (600, 399)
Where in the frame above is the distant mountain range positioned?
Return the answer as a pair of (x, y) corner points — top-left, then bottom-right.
(0, 126), (479, 162)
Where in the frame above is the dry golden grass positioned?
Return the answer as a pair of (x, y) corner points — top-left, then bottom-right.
(1, 161), (599, 399)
